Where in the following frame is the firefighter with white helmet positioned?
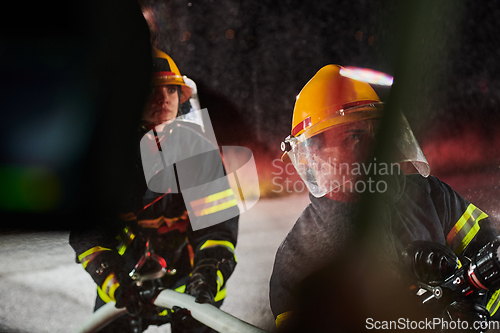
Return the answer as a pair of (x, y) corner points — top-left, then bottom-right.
(70, 48), (239, 333)
(270, 65), (500, 331)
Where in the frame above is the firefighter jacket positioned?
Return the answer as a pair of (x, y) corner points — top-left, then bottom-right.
(70, 120), (239, 305)
(269, 173), (500, 328)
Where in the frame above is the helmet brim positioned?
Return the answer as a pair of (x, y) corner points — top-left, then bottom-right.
(152, 75), (193, 104)
(281, 151), (291, 164)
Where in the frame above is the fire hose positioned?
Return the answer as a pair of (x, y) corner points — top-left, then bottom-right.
(72, 288), (269, 333)
(411, 240), (500, 304)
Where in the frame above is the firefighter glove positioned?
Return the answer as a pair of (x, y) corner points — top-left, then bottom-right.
(402, 241), (459, 284)
(186, 258), (219, 304)
(169, 306), (205, 330)
(114, 272), (144, 315)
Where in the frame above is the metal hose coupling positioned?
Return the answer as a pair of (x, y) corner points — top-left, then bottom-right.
(467, 239), (500, 291)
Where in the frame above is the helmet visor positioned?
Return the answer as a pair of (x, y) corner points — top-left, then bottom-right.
(177, 77), (205, 131)
(287, 119), (380, 197)
(393, 112), (430, 178)
(285, 109), (429, 197)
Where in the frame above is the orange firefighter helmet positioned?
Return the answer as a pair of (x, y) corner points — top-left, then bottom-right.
(151, 47), (193, 104)
(281, 65), (429, 197)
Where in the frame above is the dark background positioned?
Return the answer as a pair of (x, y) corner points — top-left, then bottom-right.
(139, 0), (500, 147)
(1, 0), (499, 230)
(136, 0), (500, 205)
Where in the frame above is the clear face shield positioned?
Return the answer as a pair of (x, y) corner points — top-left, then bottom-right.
(178, 76), (205, 132)
(283, 104), (430, 198)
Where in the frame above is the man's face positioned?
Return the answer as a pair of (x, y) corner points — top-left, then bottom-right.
(301, 119), (380, 199)
(143, 85), (179, 126)
(310, 119), (380, 172)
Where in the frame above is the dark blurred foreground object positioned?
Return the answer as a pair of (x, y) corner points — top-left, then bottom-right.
(276, 252), (426, 333)
(277, 239), (500, 333)
(0, 0), (152, 231)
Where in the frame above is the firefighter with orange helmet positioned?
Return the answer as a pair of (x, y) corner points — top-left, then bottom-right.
(142, 48), (195, 126)
(270, 65), (500, 331)
(70, 48), (239, 333)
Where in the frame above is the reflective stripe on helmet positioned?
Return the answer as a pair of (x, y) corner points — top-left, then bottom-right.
(291, 117), (312, 137)
(291, 100), (380, 137)
(151, 47), (193, 103)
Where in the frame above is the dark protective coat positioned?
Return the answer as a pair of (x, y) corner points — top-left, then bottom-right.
(270, 174), (500, 327)
(70, 120), (239, 317)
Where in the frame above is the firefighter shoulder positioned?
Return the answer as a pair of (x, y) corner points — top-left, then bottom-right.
(270, 64), (500, 331)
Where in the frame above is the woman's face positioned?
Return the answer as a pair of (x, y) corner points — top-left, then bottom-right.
(142, 85), (179, 126)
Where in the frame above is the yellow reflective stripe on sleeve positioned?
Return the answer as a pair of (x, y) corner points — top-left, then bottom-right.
(108, 282), (119, 301)
(199, 240), (235, 252)
(78, 246), (112, 269)
(190, 189), (238, 217)
(487, 289), (500, 316)
(97, 285), (114, 304)
(158, 309), (171, 317)
(117, 245), (127, 256)
(116, 226), (135, 255)
(214, 287), (226, 302)
(216, 270), (224, 292)
(276, 311), (293, 328)
(446, 204), (488, 254)
(101, 272), (119, 302)
(175, 285), (186, 293)
(191, 189), (234, 207)
(200, 240), (237, 262)
(196, 199), (238, 217)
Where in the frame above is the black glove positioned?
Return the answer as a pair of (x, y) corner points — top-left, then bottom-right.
(169, 306), (205, 331)
(401, 241), (462, 316)
(186, 244), (237, 305)
(402, 241), (460, 284)
(114, 272), (144, 315)
(440, 301), (490, 333)
(402, 242), (492, 331)
(114, 273), (168, 319)
(185, 258), (219, 304)
(84, 250), (135, 310)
